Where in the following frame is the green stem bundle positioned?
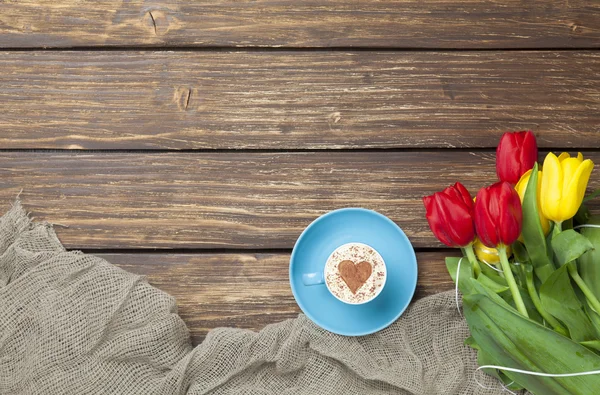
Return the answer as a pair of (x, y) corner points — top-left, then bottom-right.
(499, 245), (529, 318)
(525, 267), (568, 336)
(568, 261), (600, 315)
(463, 244), (481, 277)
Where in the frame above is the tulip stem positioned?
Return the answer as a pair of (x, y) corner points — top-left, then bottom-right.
(553, 221), (563, 236)
(567, 261), (600, 315)
(525, 267), (568, 336)
(498, 245), (529, 318)
(463, 244), (481, 277)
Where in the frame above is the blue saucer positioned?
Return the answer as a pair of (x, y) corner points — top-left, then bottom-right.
(289, 208), (418, 336)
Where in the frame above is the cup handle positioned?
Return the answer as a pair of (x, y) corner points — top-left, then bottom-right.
(302, 271), (325, 286)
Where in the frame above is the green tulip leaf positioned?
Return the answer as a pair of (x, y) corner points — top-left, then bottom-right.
(446, 256), (475, 296)
(464, 336), (479, 351)
(469, 278), (515, 312)
(476, 347), (526, 391)
(511, 263), (527, 290)
(552, 229), (593, 267)
(578, 217), (600, 301)
(500, 373), (525, 392)
(512, 240), (530, 264)
(479, 260), (502, 279)
(480, 268), (508, 287)
(574, 204), (591, 226)
(477, 273), (509, 293)
(524, 264), (570, 335)
(464, 294), (600, 394)
(584, 303), (600, 338)
(521, 164), (555, 282)
(446, 257), (516, 311)
(583, 188), (600, 203)
(580, 340), (600, 353)
(476, 349), (502, 381)
(540, 265), (597, 342)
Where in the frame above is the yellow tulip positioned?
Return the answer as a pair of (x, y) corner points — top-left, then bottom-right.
(515, 169), (551, 236)
(540, 152), (594, 223)
(473, 238), (511, 265)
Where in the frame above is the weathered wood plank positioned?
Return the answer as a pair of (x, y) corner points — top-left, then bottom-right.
(1, 51), (599, 149)
(101, 251), (456, 345)
(2, 151), (599, 250)
(0, 1), (598, 48)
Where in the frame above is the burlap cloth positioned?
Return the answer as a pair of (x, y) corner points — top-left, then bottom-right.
(0, 201), (505, 394)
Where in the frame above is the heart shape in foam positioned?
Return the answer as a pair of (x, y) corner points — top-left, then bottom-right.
(338, 260), (372, 294)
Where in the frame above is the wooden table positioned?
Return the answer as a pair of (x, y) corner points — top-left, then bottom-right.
(1, 1), (599, 346)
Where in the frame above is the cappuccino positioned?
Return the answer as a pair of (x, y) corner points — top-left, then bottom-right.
(324, 242), (386, 304)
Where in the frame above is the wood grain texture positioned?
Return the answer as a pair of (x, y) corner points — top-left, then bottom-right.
(2, 151), (599, 250)
(1, 51), (599, 149)
(0, 1), (598, 48)
(101, 251), (456, 345)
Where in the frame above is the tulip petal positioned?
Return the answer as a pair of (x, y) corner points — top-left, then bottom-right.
(424, 184), (476, 247)
(541, 153), (563, 222)
(557, 152), (570, 162)
(423, 195), (433, 208)
(444, 184), (466, 208)
(432, 195), (454, 246)
(496, 134), (519, 183)
(515, 169), (533, 199)
(453, 182), (474, 210)
(496, 131), (537, 184)
(473, 238), (502, 264)
(475, 187), (499, 247)
(532, 171), (551, 235)
(561, 159), (594, 220)
(561, 157), (582, 196)
(498, 182), (522, 245)
(424, 194), (452, 246)
(437, 194), (471, 246)
(519, 131), (538, 174)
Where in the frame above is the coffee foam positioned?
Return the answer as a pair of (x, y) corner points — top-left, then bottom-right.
(325, 243), (386, 304)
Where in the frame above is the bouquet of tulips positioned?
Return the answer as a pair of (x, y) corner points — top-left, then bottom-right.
(423, 131), (600, 394)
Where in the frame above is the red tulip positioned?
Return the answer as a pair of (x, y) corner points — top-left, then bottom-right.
(423, 182), (475, 247)
(496, 131), (538, 184)
(474, 181), (523, 248)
